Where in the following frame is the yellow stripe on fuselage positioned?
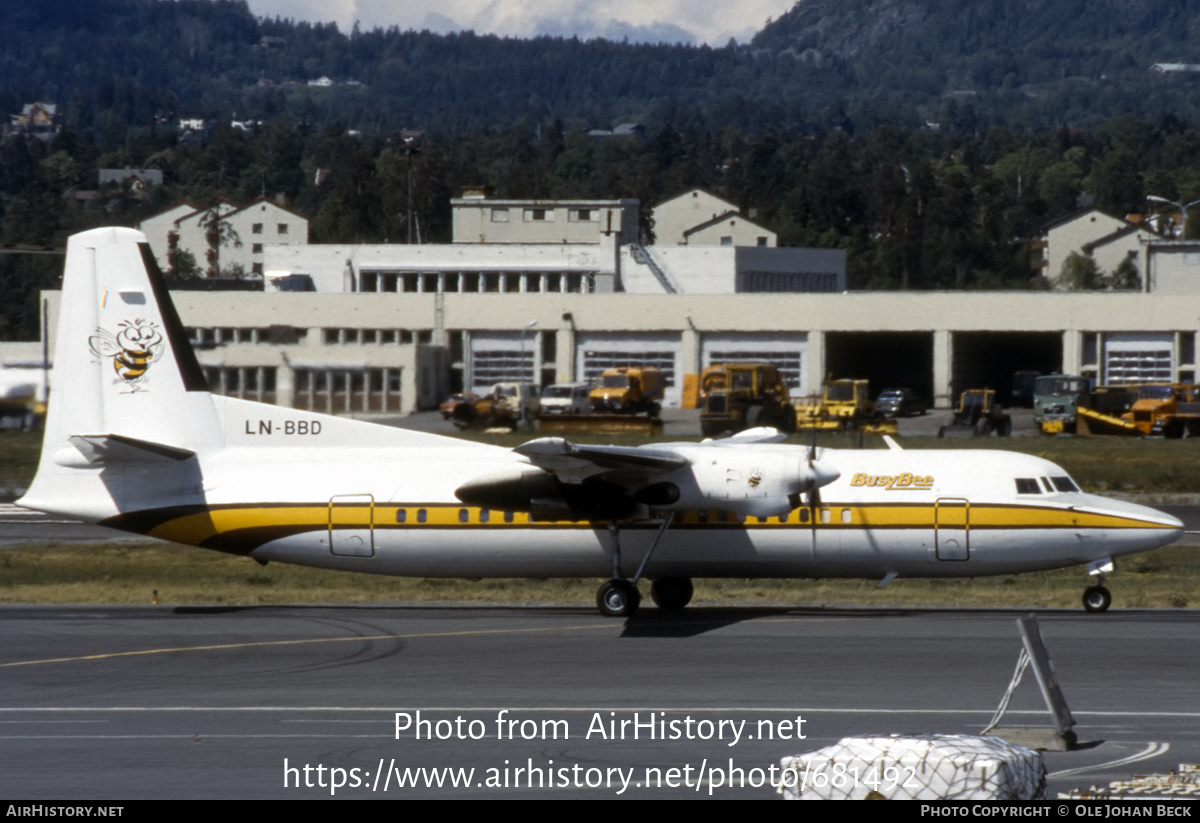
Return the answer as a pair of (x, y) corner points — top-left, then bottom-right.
(131, 500), (1174, 550)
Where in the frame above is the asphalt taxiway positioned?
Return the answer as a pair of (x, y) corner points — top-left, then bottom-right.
(1, 604), (1197, 799)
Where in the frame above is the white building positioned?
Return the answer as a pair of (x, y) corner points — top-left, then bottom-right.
(652, 188), (777, 247)
(450, 191), (640, 245)
(97, 197), (1200, 415)
(139, 197), (309, 277)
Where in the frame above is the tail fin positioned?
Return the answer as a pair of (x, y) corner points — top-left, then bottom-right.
(20, 227), (222, 516)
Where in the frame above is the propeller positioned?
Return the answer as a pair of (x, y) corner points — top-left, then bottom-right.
(807, 427), (821, 529)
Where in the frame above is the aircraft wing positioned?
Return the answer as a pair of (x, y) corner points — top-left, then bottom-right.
(514, 437), (688, 485)
(458, 429), (840, 521)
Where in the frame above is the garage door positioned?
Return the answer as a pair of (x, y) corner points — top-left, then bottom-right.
(701, 332), (807, 393)
(1104, 333), (1174, 384)
(576, 333), (682, 407)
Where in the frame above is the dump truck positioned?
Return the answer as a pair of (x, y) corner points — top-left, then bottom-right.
(588, 367), (664, 415)
(794, 379), (896, 434)
(939, 388), (1012, 437)
(698, 362), (795, 436)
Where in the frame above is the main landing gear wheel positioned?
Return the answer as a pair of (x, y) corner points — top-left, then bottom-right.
(597, 579), (641, 618)
(1082, 585), (1112, 613)
(650, 577), (694, 610)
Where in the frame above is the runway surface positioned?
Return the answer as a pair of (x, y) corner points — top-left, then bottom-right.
(1, 604), (1197, 799)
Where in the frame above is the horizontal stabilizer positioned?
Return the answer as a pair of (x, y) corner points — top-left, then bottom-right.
(68, 434), (196, 465)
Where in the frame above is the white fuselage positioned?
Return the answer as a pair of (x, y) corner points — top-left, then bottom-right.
(65, 410), (1179, 583)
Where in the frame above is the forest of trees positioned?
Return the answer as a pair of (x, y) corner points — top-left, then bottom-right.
(4, 0), (1200, 339)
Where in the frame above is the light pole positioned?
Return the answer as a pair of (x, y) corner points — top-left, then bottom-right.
(519, 319), (537, 426)
(1146, 195), (1200, 238)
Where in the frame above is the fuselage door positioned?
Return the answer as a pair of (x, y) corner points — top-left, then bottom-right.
(329, 494), (375, 557)
(935, 497), (969, 561)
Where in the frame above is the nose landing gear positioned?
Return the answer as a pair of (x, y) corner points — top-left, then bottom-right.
(1082, 584), (1112, 612)
(1082, 559), (1114, 613)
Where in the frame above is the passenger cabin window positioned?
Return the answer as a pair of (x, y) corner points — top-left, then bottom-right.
(395, 509), (407, 523)
(1015, 478), (1041, 494)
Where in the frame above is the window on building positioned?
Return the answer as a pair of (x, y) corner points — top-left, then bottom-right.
(720, 236), (733, 246)
(491, 208), (509, 222)
(524, 208), (554, 222)
(252, 223), (263, 234)
(569, 209), (594, 222)
(757, 236), (768, 247)
(277, 223), (289, 234)
(252, 243), (263, 254)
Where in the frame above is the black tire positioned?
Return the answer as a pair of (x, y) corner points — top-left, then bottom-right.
(596, 580), (640, 618)
(1082, 585), (1112, 613)
(778, 407), (798, 434)
(650, 577), (694, 610)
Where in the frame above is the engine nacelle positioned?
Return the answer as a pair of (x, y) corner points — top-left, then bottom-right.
(654, 447), (839, 519)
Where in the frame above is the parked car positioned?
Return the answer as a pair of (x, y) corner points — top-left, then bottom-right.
(876, 387), (927, 417)
(540, 382), (592, 415)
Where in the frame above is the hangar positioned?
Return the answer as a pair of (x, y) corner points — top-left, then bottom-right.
(12, 201), (1200, 417)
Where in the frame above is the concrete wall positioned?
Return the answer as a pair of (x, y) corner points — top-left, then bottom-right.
(40, 287), (1200, 410)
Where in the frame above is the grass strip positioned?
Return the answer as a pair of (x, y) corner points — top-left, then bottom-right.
(1, 541), (1195, 609)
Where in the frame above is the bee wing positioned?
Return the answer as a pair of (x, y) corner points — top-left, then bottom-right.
(88, 329), (123, 358)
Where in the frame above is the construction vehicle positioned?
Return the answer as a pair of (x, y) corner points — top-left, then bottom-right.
(939, 388), (1012, 437)
(698, 362), (796, 436)
(1033, 374), (1092, 434)
(1118, 383), (1200, 438)
(451, 382), (540, 430)
(588, 367), (664, 415)
(1031, 376), (1200, 437)
(793, 379), (896, 434)
(0, 364), (47, 431)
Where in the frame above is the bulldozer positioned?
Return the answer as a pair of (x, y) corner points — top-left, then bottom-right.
(793, 379), (896, 435)
(939, 388), (1012, 437)
(698, 362), (796, 437)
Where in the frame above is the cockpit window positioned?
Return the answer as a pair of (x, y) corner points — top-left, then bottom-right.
(1050, 476), (1079, 493)
(1015, 478), (1041, 494)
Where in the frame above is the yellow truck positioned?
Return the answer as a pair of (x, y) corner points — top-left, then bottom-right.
(1121, 383), (1200, 438)
(588, 367), (664, 415)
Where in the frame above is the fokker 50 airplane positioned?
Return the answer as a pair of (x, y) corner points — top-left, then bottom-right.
(19, 227), (1185, 616)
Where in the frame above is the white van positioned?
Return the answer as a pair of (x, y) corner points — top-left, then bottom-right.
(539, 382), (592, 415)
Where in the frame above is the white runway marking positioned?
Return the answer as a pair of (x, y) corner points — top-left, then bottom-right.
(1048, 741), (1170, 779)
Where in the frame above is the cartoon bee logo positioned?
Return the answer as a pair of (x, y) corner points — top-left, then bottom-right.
(748, 470), (763, 488)
(89, 319), (164, 392)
